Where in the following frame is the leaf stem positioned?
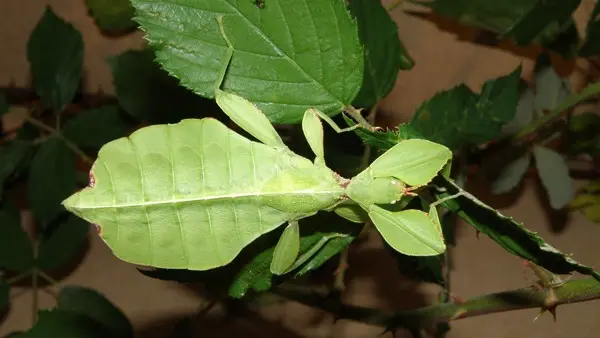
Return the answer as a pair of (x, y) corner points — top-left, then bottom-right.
(23, 115), (93, 164)
(6, 270), (32, 285)
(274, 277), (600, 332)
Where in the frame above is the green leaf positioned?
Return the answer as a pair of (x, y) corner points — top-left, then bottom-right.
(27, 7), (84, 112)
(0, 276), (10, 308)
(410, 66), (521, 149)
(109, 49), (223, 124)
(433, 175), (600, 281)
(85, 0), (136, 33)
(0, 141), (32, 200)
(349, 0), (413, 108)
(57, 286), (133, 338)
(37, 215), (89, 271)
(534, 64), (570, 112)
(130, 0), (364, 124)
(63, 105), (131, 149)
(19, 310), (111, 338)
(491, 153), (531, 194)
(416, 0), (581, 57)
(0, 201), (35, 272)
(532, 145), (573, 210)
(28, 137), (76, 224)
(501, 0), (581, 57)
(580, 0), (600, 56)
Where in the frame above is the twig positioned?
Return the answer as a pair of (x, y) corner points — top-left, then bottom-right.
(2, 86), (116, 108)
(273, 277), (600, 332)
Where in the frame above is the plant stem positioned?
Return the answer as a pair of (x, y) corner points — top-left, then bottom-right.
(514, 81), (600, 140)
(24, 115), (94, 164)
(274, 277), (600, 332)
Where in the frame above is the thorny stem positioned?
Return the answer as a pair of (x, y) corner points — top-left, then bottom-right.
(274, 277), (600, 332)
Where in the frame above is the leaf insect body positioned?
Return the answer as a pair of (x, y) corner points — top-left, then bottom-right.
(61, 14), (454, 276)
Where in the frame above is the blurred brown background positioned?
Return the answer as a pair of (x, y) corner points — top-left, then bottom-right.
(1, 0), (600, 337)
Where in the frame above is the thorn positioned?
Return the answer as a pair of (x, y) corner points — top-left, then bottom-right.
(475, 230), (481, 239)
(534, 305), (557, 322)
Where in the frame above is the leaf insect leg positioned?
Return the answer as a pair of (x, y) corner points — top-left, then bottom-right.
(213, 15), (287, 149)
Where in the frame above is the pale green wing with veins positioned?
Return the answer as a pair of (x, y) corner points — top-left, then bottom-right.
(62, 16), (453, 275)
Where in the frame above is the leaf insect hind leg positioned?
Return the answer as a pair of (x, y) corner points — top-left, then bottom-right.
(270, 218), (346, 275)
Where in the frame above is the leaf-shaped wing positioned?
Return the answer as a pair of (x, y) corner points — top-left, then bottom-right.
(63, 118), (319, 271)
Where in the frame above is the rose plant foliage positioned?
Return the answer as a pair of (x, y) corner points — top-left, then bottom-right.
(1, 0), (600, 337)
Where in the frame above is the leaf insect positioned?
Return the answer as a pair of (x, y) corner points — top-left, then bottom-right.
(61, 15), (454, 276)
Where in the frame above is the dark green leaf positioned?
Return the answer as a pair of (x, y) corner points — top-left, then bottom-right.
(130, 0), (364, 124)
(27, 7), (84, 112)
(63, 105), (130, 149)
(394, 253), (444, 286)
(0, 90), (8, 116)
(141, 212), (361, 299)
(349, 0), (413, 108)
(85, 0), (136, 33)
(0, 201), (35, 272)
(491, 153), (531, 194)
(416, 0), (581, 57)
(28, 137), (76, 224)
(410, 67), (521, 149)
(19, 310), (110, 338)
(109, 49), (223, 124)
(0, 141), (32, 200)
(37, 215), (89, 271)
(57, 286), (132, 338)
(580, 1), (600, 56)
(433, 175), (600, 280)
(16, 123), (40, 141)
(532, 145), (573, 209)
(502, 0), (581, 57)
(0, 277), (9, 308)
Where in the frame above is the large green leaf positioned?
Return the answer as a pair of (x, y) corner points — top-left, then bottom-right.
(109, 49), (223, 124)
(580, 0), (600, 56)
(410, 67), (521, 150)
(86, 0), (136, 33)
(532, 146), (573, 210)
(28, 137), (76, 224)
(57, 286), (133, 338)
(349, 0), (413, 108)
(19, 310), (111, 338)
(0, 202), (35, 272)
(36, 215), (89, 271)
(0, 141), (32, 200)
(63, 105), (131, 149)
(433, 175), (600, 280)
(27, 7), (84, 112)
(130, 0), (364, 123)
(415, 0), (581, 57)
